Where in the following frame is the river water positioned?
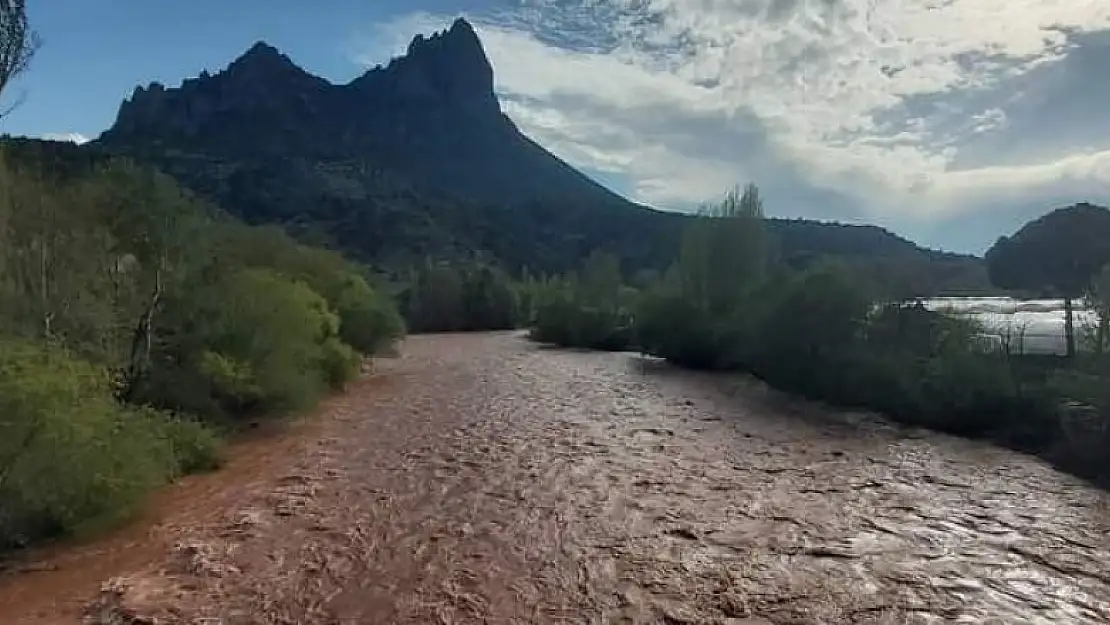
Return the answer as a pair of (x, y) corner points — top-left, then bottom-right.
(2, 332), (1109, 624)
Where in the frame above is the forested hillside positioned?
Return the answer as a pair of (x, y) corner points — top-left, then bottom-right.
(90, 19), (992, 296)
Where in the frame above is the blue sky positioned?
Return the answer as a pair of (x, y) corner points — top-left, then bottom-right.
(6, 1), (1110, 253)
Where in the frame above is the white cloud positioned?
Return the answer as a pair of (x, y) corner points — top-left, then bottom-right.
(359, 1), (1110, 250)
(41, 132), (90, 145)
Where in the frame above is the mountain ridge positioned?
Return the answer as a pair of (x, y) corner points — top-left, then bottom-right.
(91, 17), (991, 294)
(98, 18), (633, 210)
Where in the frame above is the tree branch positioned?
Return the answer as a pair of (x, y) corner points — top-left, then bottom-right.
(0, 0), (38, 115)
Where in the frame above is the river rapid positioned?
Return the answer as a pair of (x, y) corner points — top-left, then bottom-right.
(2, 332), (1108, 624)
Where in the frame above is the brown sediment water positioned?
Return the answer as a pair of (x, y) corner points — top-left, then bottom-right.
(1, 331), (1108, 624)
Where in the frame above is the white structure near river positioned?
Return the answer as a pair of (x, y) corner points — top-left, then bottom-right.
(925, 298), (1100, 356)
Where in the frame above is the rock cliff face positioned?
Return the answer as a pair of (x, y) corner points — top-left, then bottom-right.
(349, 18), (499, 114)
(98, 18), (626, 209)
(105, 42), (330, 151)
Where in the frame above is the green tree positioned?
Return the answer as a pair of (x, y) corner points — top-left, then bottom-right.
(634, 269), (724, 368)
(680, 183), (768, 316)
(407, 262), (464, 332)
(151, 269), (342, 417)
(332, 274), (406, 354)
(750, 262), (872, 393)
(399, 260), (518, 333)
(528, 251), (635, 351)
(580, 250), (622, 311)
(0, 339), (206, 549)
(633, 184), (771, 368)
(459, 264), (517, 330)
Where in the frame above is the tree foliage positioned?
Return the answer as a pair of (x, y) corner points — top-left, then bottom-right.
(399, 260), (517, 333)
(527, 251), (635, 351)
(0, 339), (216, 550)
(0, 141), (405, 551)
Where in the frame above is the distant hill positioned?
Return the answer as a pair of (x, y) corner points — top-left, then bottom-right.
(986, 202), (1110, 297)
(90, 17), (989, 294)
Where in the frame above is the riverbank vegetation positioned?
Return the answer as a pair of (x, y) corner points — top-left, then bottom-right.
(528, 184), (1110, 483)
(394, 260), (518, 333)
(0, 143), (404, 552)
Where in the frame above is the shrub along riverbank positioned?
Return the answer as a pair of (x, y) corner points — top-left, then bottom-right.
(528, 184), (1110, 484)
(0, 142), (404, 553)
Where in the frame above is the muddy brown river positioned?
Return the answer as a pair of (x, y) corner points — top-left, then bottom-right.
(2, 332), (1109, 624)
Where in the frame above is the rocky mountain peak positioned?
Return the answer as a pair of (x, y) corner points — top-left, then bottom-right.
(221, 40), (321, 92)
(242, 40), (282, 58)
(101, 39), (328, 142)
(404, 17), (481, 55)
(358, 16), (497, 113)
(227, 40), (303, 76)
(100, 17), (503, 147)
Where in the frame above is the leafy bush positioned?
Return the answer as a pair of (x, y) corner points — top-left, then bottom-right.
(635, 283), (731, 368)
(736, 266), (1051, 438)
(528, 279), (579, 345)
(530, 282), (633, 351)
(161, 414), (225, 474)
(333, 275), (406, 354)
(745, 262), (871, 388)
(1045, 363), (1110, 476)
(0, 340), (217, 550)
(138, 267), (384, 420)
(400, 261), (519, 332)
(195, 351), (264, 416)
(189, 269), (343, 416)
(320, 337), (362, 390)
(209, 224), (405, 356)
(527, 252), (635, 351)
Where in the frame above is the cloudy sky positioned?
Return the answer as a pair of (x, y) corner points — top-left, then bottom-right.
(8, 0), (1110, 252)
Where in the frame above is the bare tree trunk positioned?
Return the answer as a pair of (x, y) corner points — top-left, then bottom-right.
(37, 235), (51, 339)
(119, 268), (162, 402)
(1097, 311), (1108, 356)
(1064, 296), (1076, 359)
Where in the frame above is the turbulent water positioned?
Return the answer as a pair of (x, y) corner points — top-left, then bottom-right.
(2, 332), (1109, 624)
